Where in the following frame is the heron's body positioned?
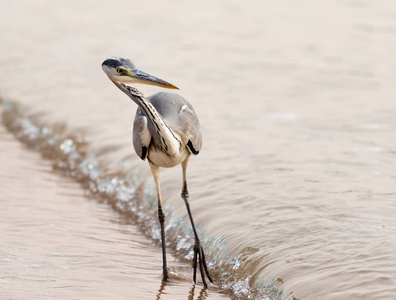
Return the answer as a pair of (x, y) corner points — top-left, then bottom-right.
(133, 92), (202, 168)
(102, 57), (212, 287)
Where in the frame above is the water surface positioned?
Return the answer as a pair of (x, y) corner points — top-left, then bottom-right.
(0, 110), (228, 300)
(1, 0), (396, 299)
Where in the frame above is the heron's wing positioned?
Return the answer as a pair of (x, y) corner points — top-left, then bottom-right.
(148, 92), (202, 155)
(133, 109), (151, 160)
(178, 104), (202, 155)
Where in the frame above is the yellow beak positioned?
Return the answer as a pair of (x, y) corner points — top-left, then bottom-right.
(125, 69), (179, 90)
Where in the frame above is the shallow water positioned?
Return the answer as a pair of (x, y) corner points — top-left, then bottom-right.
(1, 0), (396, 299)
(0, 117), (229, 300)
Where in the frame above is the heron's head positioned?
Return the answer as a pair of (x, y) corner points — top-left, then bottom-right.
(102, 57), (178, 89)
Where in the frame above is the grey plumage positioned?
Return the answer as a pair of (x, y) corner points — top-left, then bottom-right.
(133, 91), (202, 162)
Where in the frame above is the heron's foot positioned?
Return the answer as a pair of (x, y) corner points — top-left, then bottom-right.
(192, 240), (213, 288)
(162, 267), (169, 282)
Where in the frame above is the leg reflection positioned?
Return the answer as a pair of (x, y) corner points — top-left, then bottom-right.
(156, 279), (209, 300)
(156, 279), (168, 300)
(189, 284), (209, 300)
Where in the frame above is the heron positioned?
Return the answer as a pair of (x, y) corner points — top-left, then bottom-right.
(102, 57), (213, 287)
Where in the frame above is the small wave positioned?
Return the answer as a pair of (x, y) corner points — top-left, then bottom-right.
(1, 100), (295, 300)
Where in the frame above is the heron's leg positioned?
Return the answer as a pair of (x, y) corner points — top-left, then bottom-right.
(181, 155), (190, 199)
(149, 162), (168, 281)
(181, 157), (213, 288)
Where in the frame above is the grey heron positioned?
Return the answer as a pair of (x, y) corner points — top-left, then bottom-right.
(102, 57), (213, 287)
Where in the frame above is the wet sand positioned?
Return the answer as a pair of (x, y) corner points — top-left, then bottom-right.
(0, 116), (228, 299)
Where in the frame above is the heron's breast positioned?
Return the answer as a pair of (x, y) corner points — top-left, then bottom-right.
(147, 145), (189, 168)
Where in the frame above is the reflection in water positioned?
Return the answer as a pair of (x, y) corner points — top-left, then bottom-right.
(156, 280), (208, 300)
(188, 285), (208, 300)
(156, 280), (167, 300)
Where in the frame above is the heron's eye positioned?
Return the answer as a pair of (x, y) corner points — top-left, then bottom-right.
(117, 68), (125, 74)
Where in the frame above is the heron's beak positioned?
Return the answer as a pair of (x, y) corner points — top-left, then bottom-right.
(127, 69), (179, 90)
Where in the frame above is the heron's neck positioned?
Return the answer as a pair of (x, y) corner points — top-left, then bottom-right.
(116, 82), (181, 154)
